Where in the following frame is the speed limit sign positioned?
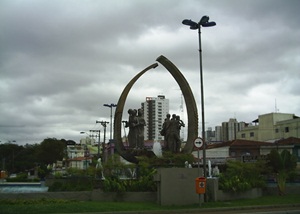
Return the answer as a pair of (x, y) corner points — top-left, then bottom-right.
(194, 137), (203, 148)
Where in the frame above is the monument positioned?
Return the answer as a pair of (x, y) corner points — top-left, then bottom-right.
(113, 55), (198, 163)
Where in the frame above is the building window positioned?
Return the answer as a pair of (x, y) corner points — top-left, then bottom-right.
(275, 128), (279, 133)
(241, 133), (246, 138)
(285, 127), (289, 133)
(250, 132), (254, 137)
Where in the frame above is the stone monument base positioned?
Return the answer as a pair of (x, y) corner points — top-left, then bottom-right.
(154, 168), (203, 206)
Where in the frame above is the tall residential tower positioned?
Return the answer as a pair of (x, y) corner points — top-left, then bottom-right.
(142, 95), (169, 141)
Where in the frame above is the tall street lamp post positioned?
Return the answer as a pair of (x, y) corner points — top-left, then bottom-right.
(103, 103), (117, 141)
(182, 16), (216, 178)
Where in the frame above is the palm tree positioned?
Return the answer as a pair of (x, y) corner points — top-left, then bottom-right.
(267, 149), (297, 195)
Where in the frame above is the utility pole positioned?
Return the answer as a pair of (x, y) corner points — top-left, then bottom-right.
(90, 129), (101, 158)
(96, 120), (109, 162)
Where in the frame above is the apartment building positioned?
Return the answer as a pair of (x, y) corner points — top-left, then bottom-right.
(142, 95), (169, 141)
(237, 112), (300, 142)
(211, 118), (246, 143)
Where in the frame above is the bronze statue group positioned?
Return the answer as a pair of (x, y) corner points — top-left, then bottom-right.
(125, 108), (146, 149)
(160, 113), (185, 153)
(125, 109), (185, 153)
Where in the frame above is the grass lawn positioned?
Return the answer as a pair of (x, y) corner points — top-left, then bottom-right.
(0, 194), (300, 214)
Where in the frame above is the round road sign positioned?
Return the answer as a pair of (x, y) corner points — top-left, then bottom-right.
(194, 137), (203, 148)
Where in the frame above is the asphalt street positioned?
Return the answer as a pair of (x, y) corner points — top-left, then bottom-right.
(57, 204), (300, 214)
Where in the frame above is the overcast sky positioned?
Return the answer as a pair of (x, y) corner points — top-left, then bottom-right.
(1, 0), (299, 145)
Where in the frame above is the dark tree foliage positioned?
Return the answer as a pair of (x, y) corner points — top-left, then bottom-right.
(37, 138), (66, 165)
(1, 138), (67, 175)
(0, 143), (22, 173)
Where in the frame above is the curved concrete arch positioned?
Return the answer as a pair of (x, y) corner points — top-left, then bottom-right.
(114, 63), (158, 163)
(156, 55), (198, 153)
(114, 55), (198, 163)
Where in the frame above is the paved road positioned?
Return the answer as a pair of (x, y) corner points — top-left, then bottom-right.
(99, 208), (299, 214)
(179, 206), (300, 214)
(68, 204), (300, 214)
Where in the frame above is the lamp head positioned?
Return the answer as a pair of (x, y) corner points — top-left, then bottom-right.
(199, 16), (216, 27)
(182, 19), (198, 29)
(202, 22), (216, 27)
(199, 16), (209, 25)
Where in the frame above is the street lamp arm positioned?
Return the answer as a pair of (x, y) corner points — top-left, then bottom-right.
(80, 131), (90, 137)
(96, 120), (109, 127)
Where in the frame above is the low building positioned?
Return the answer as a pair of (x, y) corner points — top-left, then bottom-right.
(66, 144), (92, 169)
(260, 137), (300, 163)
(229, 139), (270, 158)
(237, 112), (300, 142)
(68, 156), (92, 170)
(193, 138), (300, 167)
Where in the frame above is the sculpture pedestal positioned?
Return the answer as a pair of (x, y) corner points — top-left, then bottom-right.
(154, 168), (203, 206)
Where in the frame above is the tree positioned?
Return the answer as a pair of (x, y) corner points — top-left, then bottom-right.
(267, 149), (297, 195)
(16, 144), (39, 172)
(37, 138), (66, 165)
(0, 142), (42, 174)
(0, 143), (24, 173)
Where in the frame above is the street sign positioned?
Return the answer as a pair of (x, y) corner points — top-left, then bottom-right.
(194, 137), (203, 148)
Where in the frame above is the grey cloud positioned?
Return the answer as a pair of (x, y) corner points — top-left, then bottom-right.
(1, 0), (299, 145)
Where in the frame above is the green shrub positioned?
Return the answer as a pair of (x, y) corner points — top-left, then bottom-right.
(102, 158), (157, 192)
(49, 153), (194, 193)
(219, 160), (266, 193)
